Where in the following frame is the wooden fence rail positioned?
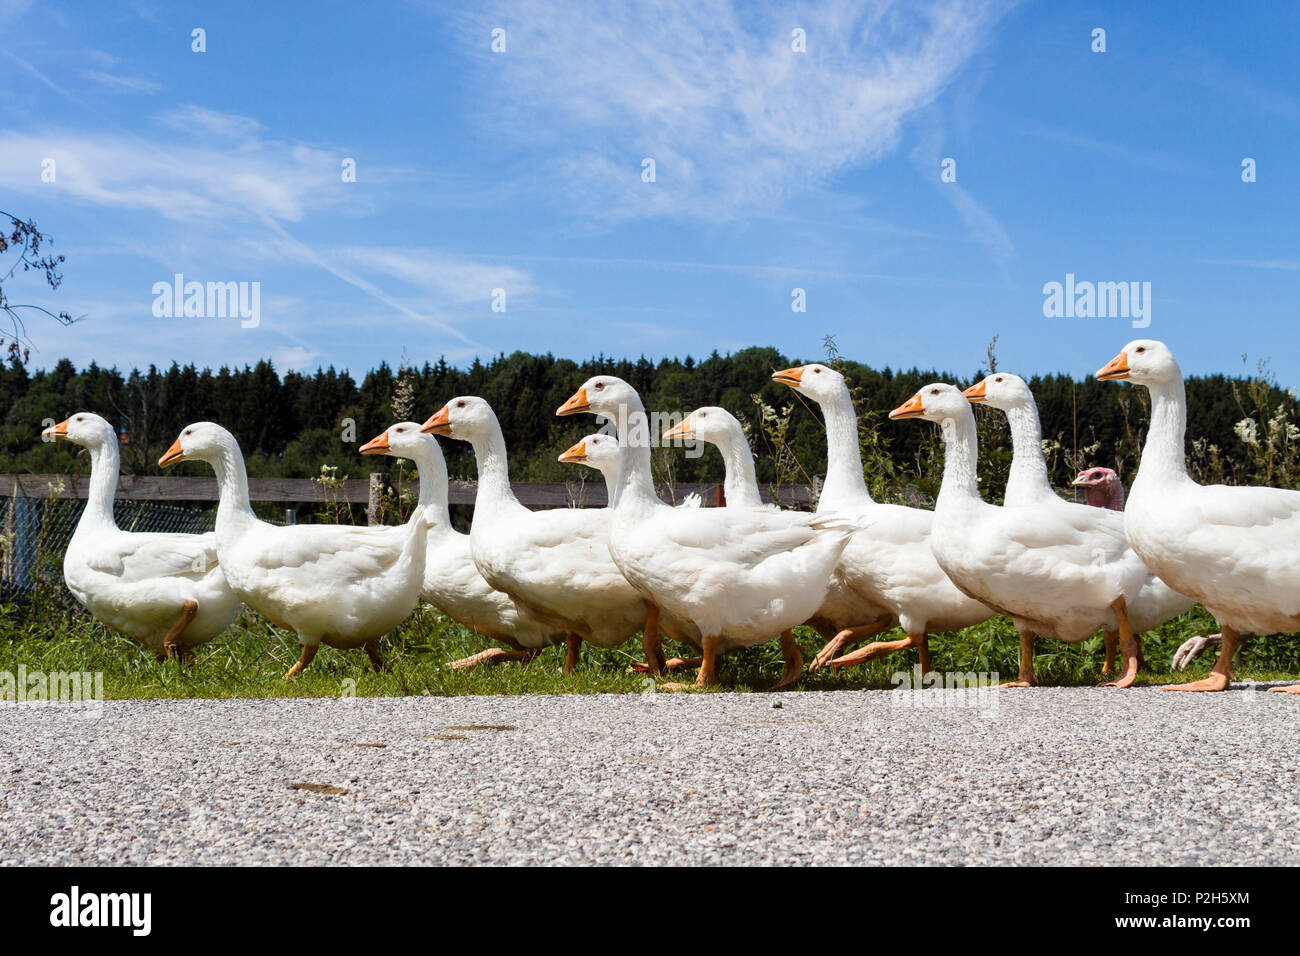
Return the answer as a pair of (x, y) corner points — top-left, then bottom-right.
(0, 474), (818, 509)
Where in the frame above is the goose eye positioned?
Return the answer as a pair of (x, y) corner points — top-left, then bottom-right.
(456, 400), (466, 408)
(184, 429), (192, 435)
(594, 382), (605, 390)
(930, 388), (939, 395)
(813, 368), (821, 374)
(995, 377), (1003, 383)
(1136, 347), (1145, 353)
(699, 412), (707, 418)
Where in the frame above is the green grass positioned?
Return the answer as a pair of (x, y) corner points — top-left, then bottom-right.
(1, 595), (1298, 700)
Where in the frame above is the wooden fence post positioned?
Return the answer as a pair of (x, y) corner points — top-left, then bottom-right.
(366, 473), (390, 526)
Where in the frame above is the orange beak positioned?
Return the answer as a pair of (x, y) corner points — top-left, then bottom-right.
(359, 431), (390, 455)
(889, 393), (926, 420)
(558, 440), (587, 463)
(771, 366), (805, 387)
(557, 387), (590, 417)
(1096, 351), (1130, 381)
(158, 438), (185, 467)
(962, 379), (988, 403)
(662, 416), (694, 442)
(422, 406), (452, 435)
(42, 418), (69, 440)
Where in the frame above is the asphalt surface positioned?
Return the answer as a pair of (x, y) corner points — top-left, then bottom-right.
(2, 684), (1298, 865)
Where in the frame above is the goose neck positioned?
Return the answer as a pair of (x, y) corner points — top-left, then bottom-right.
(610, 405), (661, 514)
(936, 409), (981, 506)
(468, 423), (518, 509)
(818, 387), (873, 508)
(1003, 401), (1054, 502)
(79, 439), (121, 532)
(208, 439), (258, 533)
(407, 443), (450, 527)
(713, 429), (763, 508)
(1137, 376), (1189, 485)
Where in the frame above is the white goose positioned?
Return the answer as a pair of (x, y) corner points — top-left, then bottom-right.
(661, 407), (768, 509)
(890, 384), (1150, 687)
(559, 432), (701, 510)
(964, 372), (1194, 677)
(43, 413), (240, 660)
(557, 376), (860, 688)
(558, 432), (710, 674)
(660, 406), (899, 666)
(1098, 339), (1300, 694)
(421, 397), (694, 673)
(772, 364), (994, 672)
(159, 422), (429, 678)
(359, 422), (566, 669)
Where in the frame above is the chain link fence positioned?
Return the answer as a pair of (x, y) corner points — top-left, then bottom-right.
(0, 496), (223, 603)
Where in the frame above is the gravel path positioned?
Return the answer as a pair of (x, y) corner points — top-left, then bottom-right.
(2, 684), (1298, 865)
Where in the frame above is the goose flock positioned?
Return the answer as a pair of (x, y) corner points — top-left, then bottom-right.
(40, 339), (1300, 696)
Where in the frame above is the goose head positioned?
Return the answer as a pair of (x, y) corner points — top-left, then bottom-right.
(889, 383), (971, 426)
(1097, 339), (1179, 386)
(963, 372), (1033, 411)
(42, 412), (116, 449)
(661, 406), (735, 448)
(558, 432), (620, 479)
(771, 362), (843, 401)
(159, 422), (237, 467)
(557, 375), (641, 421)
(361, 421), (432, 459)
(421, 396), (495, 443)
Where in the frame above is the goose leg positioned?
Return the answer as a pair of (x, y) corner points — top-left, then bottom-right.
(917, 634), (932, 676)
(1102, 630), (1117, 676)
(162, 599), (199, 662)
(694, 634), (720, 688)
(364, 640), (388, 672)
(1267, 682), (1300, 695)
(829, 631), (927, 669)
(1167, 626), (1237, 692)
(808, 616), (893, 671)
(448, 647), (540, 670)
(1102, 597), (1139, 688)
(563, 634), (581, 675)
(998, 627), (1037, 688)
(773, 629), (803, 689)
(634, 603), (666, 675)
(283, 643), (318, 680)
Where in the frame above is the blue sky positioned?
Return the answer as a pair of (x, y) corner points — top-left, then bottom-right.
(2, 0), (1298, 384)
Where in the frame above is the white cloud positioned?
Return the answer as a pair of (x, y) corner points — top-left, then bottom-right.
(459, 0), (1015, 219)
(1199, 258), (1300, 271)
(270, 345), (322, 371)
(908, 117), (1013, 267)
(333, 246), (536, 304)
(83, 71), (163, 94)
(0, 0), (33, 23)
(0, 125), (339, 222)
(157, 105), (264, 141)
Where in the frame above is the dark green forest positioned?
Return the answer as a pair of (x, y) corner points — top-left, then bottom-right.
(0, 344), (1294, 503)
